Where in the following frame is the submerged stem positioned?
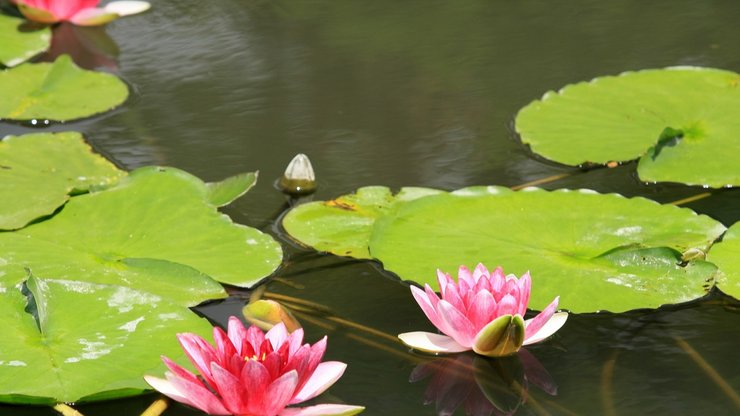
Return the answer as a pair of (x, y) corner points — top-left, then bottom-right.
(140, 397), (169, 416)
(53, 404), (84, 416)
(600, 349), (619, 416)
(674, 336), (740, 410)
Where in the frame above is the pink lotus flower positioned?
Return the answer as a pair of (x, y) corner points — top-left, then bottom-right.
(398, 264), (568, 357)
(145, 317), (364, 416)
(14, 0), (150, 26)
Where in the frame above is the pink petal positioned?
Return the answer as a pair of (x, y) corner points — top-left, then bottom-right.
(523, 312), (568, 346)
(490, 266), (505, 294)
(69, 8), (119, 26)
(241, 358), (270, 399)
(398, 331), (469, 354)
(287, 328), (305, 355)
(410, 285), (443, 330)
(466, 290), (496, 331)
(495, 294), (518, 317)
(291, 361), (346, 404)
(261, 370), (300, 416)
(164, 371), (231, 415)
(213, 327), (238, 370)
(161, 356), (202, 386)
(436, 270), (454, 295)
(441, 282), (465, 312)
(177, 333), (218, 387)
(437, 300), (476, 347)
(144, 375), (196, 409)
(523, 296), (559, 341)
(266, 322), (289, 350)
(472, 263), (489, 282)
(457, 265), (476, 287)
(228, 316), (249, 355)
(210, 362), (249, 414)
(517, 272), (532, 316)
(280, 404), (365, 416)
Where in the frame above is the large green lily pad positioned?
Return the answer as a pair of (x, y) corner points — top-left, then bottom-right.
(0, 166), (282, 306)
(0, 131), (125, 230)
(0, 14), (50, 67)
(0, 274), (213, 404)
(706, 221), (740, 299)
(283, 186), (725, 312)
(515, 68), (740, 188)
(0, 54), (128, 121)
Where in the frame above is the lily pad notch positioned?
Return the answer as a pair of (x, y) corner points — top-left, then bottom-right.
(515, 67), (740, 187)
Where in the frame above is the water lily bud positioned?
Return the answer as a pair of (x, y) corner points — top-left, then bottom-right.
(279, 153), (317, 196)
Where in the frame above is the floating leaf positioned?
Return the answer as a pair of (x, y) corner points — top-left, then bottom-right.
(0, 14), (51, 67)
(0, 275), (213, 404)
(282, 186), (442, 258)
(0, 166), (282, 306)
(0, 131), (125, 230)
(284, 187), (725, 312)
(0, 54), (128, 121)
(706, 221), (740, 299)
(206, 171), (258, 207)
(515, 68), (740, 187)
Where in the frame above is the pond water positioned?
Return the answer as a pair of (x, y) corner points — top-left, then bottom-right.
(2, 0), (740, 415)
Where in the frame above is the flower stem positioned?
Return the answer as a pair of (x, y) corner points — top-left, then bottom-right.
(674, 336), (740, 410)
(53, 404), (84, 416)
(140, 397), (169, 416)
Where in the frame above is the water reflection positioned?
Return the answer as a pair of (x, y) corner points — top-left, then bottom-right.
(410, 349), (556, 416)
(39, 23), (119, 70)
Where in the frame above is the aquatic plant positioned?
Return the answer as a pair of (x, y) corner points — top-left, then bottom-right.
(145, 317), (364, 416)
(398, 264), (568, 357)
(14, 0), (149, 26)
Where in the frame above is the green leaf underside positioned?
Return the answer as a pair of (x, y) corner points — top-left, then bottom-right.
(0, 166), (282, 306)
(0, 14), (51, 67)
(0, 54), (128, 121)
(706, 221), (740, 299)
(206, 171), (258, 207)
(0, 132), (125, 230)
(282, 186), (443, 258)
(515, 67), (740, 188)
(284, 186), (726, 312)
(0, 276), (213, 404)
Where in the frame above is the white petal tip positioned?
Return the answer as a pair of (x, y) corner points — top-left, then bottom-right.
(104, 1), (151, 16)
(523, 312), (568, 346)
(398, 331), (469, 354)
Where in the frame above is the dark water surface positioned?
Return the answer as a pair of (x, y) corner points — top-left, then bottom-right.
(2, 0), (740, 414)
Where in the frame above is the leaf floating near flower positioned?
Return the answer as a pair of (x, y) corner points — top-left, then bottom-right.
(399, 264), (568, 357)
(13, 0), (151, 26)
(145, 317), (364, 416)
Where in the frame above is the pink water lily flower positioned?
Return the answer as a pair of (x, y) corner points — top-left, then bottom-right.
(14, 0), (150, 26)
(399, 264), (568, 357)
(145, 317), (364, 416)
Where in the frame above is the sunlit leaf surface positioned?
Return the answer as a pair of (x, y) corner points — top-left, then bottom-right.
(0, 14), (50, 67)
(284, 186), (725, 312)
(0, 275), (213, 404)
(515, 68), (740, 187)
(0, 131), (125, 230)
(0, 54), (128, 121)
(706, 221), (740, 299)
(0, 166), (283, 306)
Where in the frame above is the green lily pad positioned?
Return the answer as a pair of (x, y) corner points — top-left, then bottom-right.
(515, 67), (740, 188)
(206, 171), (258, 207)
(0, 166), (282, 306)
(282, 186), (442, 258)
(0, 274), (213, 404)
(0, 14), (50, 67)
(706, 221), (740, 299)
(0, 54), (128, 121)
(283, 187), (725, 312)
(0, 131), (125, 230)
